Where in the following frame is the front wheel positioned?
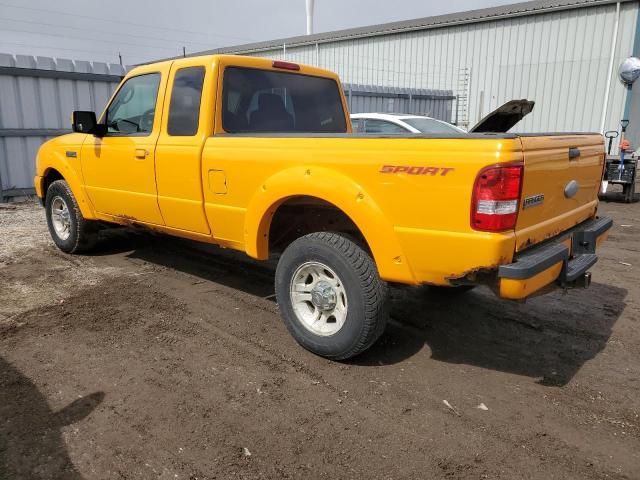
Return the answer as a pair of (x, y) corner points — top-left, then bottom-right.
(275, 232), (388, 360)
(45, 180), (98, 253)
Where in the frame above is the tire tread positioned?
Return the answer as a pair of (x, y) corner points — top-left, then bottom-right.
(46, 180), (97, 253)
(279, 231), (388, 360)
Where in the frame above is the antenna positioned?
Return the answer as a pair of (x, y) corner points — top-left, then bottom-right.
(306, 0), (315, 35)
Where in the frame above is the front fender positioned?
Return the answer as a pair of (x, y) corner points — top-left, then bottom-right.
(244, 166), (415, 283)
(36, 135), (96, 220)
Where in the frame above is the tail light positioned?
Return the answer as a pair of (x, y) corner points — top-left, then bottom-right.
(471, 163), (523, 232)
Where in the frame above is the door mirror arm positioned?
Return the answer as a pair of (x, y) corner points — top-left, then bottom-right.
(72, 110), (107, 137)
(92, 123), (108, 137)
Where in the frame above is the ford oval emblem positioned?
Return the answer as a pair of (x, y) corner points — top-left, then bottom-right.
(564, 180), (579, 198)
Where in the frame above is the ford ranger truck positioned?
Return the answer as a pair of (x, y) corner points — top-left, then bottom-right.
(34, 55), (612, 360)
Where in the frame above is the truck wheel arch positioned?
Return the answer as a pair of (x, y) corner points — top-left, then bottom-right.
(244, 166), (415, 283)
(41, 168), (64, 201)
(40, 165), (96, 220)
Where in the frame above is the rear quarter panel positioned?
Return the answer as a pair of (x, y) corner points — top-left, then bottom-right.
(201, 135), (521, 284)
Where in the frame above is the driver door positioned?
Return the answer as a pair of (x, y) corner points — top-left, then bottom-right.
(81, 64), (171, 225)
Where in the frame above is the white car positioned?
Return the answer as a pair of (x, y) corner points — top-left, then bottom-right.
(350, 100), (535, 134)
(350, 113), (466, 134)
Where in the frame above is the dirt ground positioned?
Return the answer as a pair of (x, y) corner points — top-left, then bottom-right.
(1, 196), (639, 480)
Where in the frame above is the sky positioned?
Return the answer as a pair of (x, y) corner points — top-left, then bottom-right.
(0, 0), (528, 65)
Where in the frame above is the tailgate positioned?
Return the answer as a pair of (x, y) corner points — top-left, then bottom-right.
(515, 134), (605, 252)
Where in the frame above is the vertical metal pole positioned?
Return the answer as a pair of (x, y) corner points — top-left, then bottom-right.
(408, 93), (413, 114)
(283, 43), (286, 59)
(183, 46), (186, 57)
(601, 2), (621, 133)
(621, 4), (640, 145)
(465, 67), (471, 127)
(306, 0), (315, 35)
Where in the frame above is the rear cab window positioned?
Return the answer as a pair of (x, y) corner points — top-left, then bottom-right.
(221, 67), (347, 133)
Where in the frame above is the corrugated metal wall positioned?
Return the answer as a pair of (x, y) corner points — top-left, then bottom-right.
(0, 53), (123, 199)
(344, 84), (455, 120)
(238, 2), (638, 134)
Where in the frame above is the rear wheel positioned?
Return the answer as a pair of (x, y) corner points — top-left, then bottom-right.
(275, 232), (388, 360)
(45, 180), (98, 253)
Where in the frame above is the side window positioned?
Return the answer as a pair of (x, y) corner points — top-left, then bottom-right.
(167, 67), (205, 136)
(351, 118), (362, 132)
(106, 73), (161, 135)
(364, 119), (408, 134)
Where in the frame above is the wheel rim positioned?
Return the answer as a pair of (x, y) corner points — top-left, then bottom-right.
(289, 261), (348, 336)
(50, 196), (72, 240)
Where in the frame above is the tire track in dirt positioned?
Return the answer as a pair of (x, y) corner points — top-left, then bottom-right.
(2, 201), (639, 479)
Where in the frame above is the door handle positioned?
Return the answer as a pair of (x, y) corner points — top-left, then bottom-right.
(135, 148), (148, 159)
(568, 147), (581, 160)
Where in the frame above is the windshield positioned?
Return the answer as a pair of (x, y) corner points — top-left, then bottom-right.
(402, 117), (464, 134)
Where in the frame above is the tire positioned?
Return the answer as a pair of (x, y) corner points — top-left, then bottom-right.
(275, 232), (388, 360)
(45, 180), (98, 253)
(623, 181), (635, 203)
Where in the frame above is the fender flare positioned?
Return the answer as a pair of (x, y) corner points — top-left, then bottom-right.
(39, 155), (96, 220)
(244, 166), (415, 283)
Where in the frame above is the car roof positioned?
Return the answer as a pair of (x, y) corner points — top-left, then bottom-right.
(350, 113), (435, 121)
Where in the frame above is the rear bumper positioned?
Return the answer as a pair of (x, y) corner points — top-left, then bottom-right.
(497, 216), (612, 299)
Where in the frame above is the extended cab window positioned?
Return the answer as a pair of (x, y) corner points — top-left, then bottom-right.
(168, 67), (205, 136)
(222, 66), (347, 133)
(105, 73), (161, 135)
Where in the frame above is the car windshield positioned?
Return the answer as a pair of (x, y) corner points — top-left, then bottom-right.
(402, 117), (464, 134)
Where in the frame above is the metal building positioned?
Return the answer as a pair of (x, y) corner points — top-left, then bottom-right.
(197, 0), (640, 134)
(0, 54), (124, 200)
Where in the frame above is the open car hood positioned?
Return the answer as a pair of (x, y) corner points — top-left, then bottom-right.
(469, 99), (535, 133)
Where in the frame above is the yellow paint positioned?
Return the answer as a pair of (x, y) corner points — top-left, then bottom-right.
(499, 261), (564, 299)
(35, 133), (96, 219)
(516, 136), (604, 251)
(596, 230), (610, 248)
(34, 54), (607, 297)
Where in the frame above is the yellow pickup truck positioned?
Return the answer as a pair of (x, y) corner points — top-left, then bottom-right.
(34, 54), (612, 359)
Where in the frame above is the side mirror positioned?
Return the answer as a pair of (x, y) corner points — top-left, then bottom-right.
(71, 111), (106, 136)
